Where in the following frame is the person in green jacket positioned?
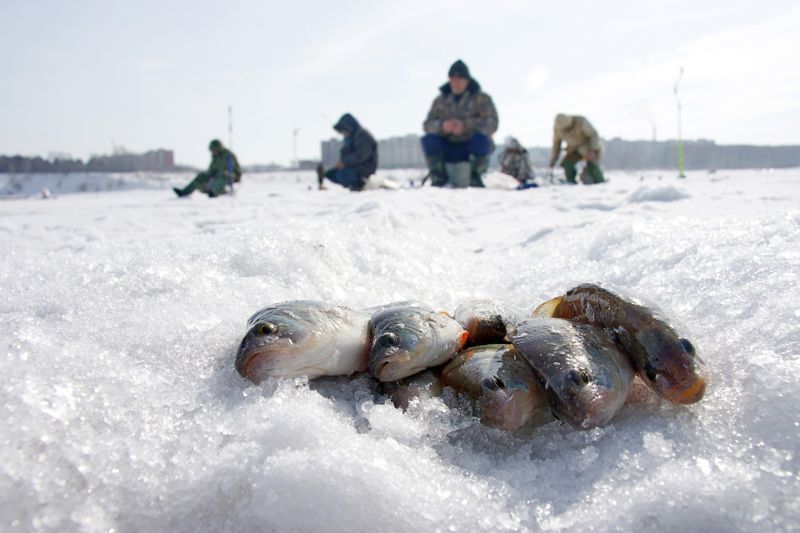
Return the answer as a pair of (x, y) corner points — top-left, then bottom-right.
(173, 139), (241, 197)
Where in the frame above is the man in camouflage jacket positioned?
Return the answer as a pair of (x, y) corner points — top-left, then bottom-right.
(500, 137), (534, 184)
(422, 60), (499, 187)
(174, 139), (241, 197)
(549, 114), (604, 184)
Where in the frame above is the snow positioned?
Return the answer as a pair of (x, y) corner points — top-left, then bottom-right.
(0, 172), (181, 198)
(1, 168), (799, 532)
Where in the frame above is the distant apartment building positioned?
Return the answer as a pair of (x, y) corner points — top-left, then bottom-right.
(527, 139), (800, 170)
(378, 135), (426, 168)
(320, 134), (425, 169)
(86, 149), (175, 172)
(296, 159), (318, 170)
(138, 149), (175, 170)
(320, 138), (343, 168)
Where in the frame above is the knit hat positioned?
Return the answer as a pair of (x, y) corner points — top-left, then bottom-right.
(209, 139), (223, 150)
(448, 60), (470, 79)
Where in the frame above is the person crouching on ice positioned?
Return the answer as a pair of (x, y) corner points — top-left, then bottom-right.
(548, 114), (605, 185)
(421, 59), (499, 188)
(173, 139), (241, 197)
(317, 113), (378, 192)
(500, 137), (538, 190)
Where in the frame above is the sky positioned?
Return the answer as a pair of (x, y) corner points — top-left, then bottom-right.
(1, 0), (799, 167)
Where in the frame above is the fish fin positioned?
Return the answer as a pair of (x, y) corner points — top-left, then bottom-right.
(532, 296), (564, 318)
(457, 330), (469, 350)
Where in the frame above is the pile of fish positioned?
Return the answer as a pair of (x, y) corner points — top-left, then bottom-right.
(235, 284), (709, 432)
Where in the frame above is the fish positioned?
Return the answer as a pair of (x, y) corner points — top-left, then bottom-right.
(533, 283), (708, 404)
(368, 305), (468, 382)
(381, 370), (445, 411)
(441, 344), (550, 431)
(235, 300), (371, 383)
(507, 318), (635, 430)
(362, 300), (428, 315)
(453, 299), (520, 346)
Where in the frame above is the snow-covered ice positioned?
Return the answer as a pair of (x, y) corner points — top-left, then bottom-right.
(1, 168), (798, 532)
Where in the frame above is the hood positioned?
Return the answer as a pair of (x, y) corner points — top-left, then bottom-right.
(333, 113), (360, 134)
(505, 137), (525, 151)
(439, 78), (482, 96)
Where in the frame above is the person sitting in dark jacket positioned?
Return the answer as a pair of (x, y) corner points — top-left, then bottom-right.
(317, 113), (378, 191)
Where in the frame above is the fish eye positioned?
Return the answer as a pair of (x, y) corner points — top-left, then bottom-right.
(567, 369), (592, 387)
(375, 332), (400, 349)
(256, 322), (278, 336)
(481, 376), (505, 391)
(644, 361), (658, 382)
(680, 338), (695, 355)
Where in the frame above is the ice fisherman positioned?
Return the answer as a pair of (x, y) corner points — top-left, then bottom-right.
(422, 60), (499, 188)
(548, 114), (605, 184)
(317, 113), (378, 192)
(173, 139), (241, 197)
(500, 137), (537, 190)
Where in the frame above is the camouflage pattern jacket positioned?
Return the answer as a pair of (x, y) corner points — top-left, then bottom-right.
(423, 79), (499, 145)
(549, 115), (601, 166)
(500, 138), (533, 182)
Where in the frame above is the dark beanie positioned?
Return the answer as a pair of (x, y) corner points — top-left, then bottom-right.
(448, 59), (470, 79)
(209, 139), (223, 150)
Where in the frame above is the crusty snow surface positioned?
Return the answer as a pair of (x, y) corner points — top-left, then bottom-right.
(1, 168), (798, 532)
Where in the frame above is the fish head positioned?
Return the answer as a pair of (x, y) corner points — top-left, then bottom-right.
(369, 307), (467, 382)
(544, 327), (634, 430)
(510, 319), (632, 430)
(235, 311), (316, 383)
(369, 333), (419, 382)
(454, 300), (510, 346)
(543, 364), (622, 429)
(636, 325), (708, 404)
(478, 375), (538, 431)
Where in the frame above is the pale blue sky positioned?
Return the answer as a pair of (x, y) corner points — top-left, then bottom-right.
(1, 0), (799, 166)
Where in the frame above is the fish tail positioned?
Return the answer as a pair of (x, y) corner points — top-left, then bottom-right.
(532, 296), (564, 318)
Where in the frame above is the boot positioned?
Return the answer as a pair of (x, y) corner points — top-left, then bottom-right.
(173, 187), (189, 198)
(205, 176), (227, 197)
(425, 155), (448, 187)
(470, 156), (488, 188)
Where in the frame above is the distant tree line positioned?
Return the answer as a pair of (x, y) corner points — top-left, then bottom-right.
(0, 149), (177, 173)
(0, 155), (85, 173)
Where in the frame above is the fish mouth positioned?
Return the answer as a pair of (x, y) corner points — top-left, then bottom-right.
(370, 353), (414, 382)
(236, 338), (294, 382)
(547, 385), (617, 430)
(481, 390), (532, 431)
(663, 376), (707, 404)
(577, 405), (616, 429)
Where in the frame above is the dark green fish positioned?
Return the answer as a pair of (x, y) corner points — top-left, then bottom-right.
(534, 283), (708, 404)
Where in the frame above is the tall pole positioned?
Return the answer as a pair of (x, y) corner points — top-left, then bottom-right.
(292, 127), (300, 168)
(674, 67), (685, 178)
(228, 105), (233, 148)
